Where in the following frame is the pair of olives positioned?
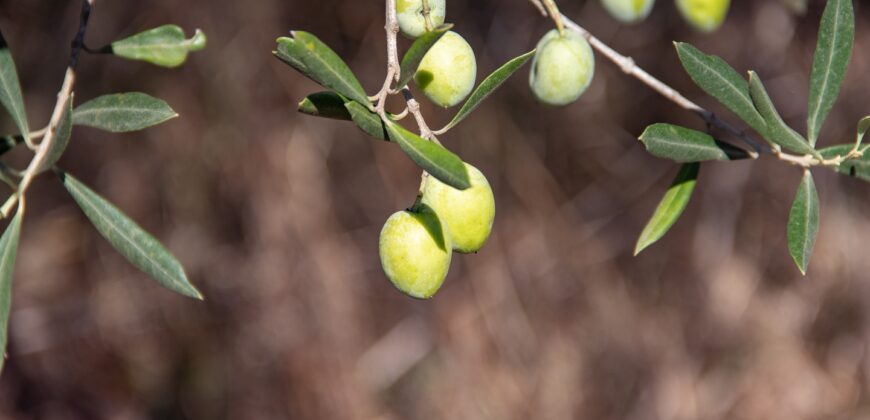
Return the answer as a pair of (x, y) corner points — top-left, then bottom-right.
(601, 0), (731, 32)
(379, 164), (495, 299)
(399, 0), (596, 108)
(397, 0), (476, 108)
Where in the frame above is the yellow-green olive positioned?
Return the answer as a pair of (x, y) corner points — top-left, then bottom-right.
(414, 31), (476, 108)
(529, 29), (595, 106)
(379, 204), (452, 298)
(601, 0), (656, 23)
(675, 0), (730, 32)
(396, 0), (447, 39)
(422, 163), (495, 253)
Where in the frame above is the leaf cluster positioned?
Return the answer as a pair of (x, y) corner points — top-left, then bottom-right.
(635, 0), (861, 275)
(0, 20), (207, 373)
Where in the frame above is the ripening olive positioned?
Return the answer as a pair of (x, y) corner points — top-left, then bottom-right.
(414, 31), (476, 108)
(422, 163), (495, 253)
(396, 0), (447, 39)
(600, 0), (656, 23)
(379, 204), (452, 298)
(675, 0), (730, 32)
(529, 29), (595, 106)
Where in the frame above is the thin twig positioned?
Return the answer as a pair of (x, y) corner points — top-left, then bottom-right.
(373, 0), (401, 117)
(4, 0), (95, 218)
(557, 14), (765, 158)
(402, 88), (437, 141)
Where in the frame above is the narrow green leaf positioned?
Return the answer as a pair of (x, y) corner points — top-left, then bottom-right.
(855, 116), (870, 149)
(819, 143), (870, 181)
(274, 33), (369, 105)
(384, 121), (470, 190)
(787, 170), (820, 275)
(40, 96), (73, 172)
(72, 93), (178, 133)
(807, 0), (854, 146)
(635, 163), (699, 255)
(298, 91), (353, 120)
(748, 71), (819, 157)
(674, 42), (766, 135)
(59, 171), (202, 299)
(0, 206), (23, 374)
(0, 30), (30, 142)
(109, 25), (207, 68)
(345, 101), (388, 141)
(397, 25), (451, 89)
(440, 49), (535, 133)
(639, 123), (750, 162)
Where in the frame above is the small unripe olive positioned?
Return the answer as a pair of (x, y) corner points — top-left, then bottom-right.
(422, 163), (495, 253)
(600, 0), (656, 23)
(414, 31), (477, 108)
(529, 29), (595, 106)
(379, 204), (452, 299)
(675, 0), (730, 32)
(396, 0), (447, 39)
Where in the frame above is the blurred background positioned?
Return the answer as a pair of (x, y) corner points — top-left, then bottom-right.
(0, 0), (869, 418)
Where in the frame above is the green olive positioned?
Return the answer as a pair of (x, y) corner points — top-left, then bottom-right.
(529, 29), (595, 106)
(422, 163), (495, 253)
(414, 31), (476, 108)
(396, 0), (447, 39)
(675, 0), (730, 32)
(601, 0), (656, 23)
(379, 204), (452, 298)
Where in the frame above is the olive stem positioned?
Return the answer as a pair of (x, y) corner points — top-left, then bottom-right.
(402, 88), (438, 141)
(374, 0), (402, 118)
(541, 0), (565, 36)
(421, 0), (435, 33)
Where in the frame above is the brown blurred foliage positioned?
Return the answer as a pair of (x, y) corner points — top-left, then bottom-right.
(0, 0), (869, 418)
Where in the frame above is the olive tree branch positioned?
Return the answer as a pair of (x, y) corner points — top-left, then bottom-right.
(2, 0), (95, 218)
(538, 6), (864, 170)
(372, 0), (401, 117)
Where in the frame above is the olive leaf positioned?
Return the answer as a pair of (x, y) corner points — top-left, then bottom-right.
(298, 91), (354, 120)
(854, 116), (870, 149)
(397, 24), (452, 89)
(807, 0), (854, 146)
(0, 206), (23, 375)
(73, 93), (178, 133)
(639, 123), (750, 162)
(748, 71), (819, 157)
(109, 25), (207, 68)
(440, 49), (536, 133)
(275, 32), (370, 106)
(787, 170), (820, 275)
(384, 121), (470, 190)
(345, 101), (389, 141)
(635, 163), (699, 255)
(59, 171), (203, 299)
(40, 96), (73, 172)
(297, 92), (391, 140)
(0, 30), (30, 143)
(674, 42), (766, 135)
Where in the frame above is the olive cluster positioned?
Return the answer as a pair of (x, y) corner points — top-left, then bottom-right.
(379, 1), (495, 298)
(379, 164), (495, 299)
